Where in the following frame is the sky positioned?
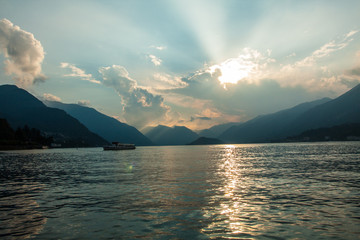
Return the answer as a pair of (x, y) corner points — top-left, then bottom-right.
(1, 0), (360, 131)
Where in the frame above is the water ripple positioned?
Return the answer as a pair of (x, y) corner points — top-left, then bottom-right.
(0, 143), (359, 239)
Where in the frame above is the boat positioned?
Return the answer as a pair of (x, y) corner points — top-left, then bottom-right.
(103, 142), (136, 150)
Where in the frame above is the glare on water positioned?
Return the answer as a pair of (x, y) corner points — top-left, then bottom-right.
(0, 142), (359, 239)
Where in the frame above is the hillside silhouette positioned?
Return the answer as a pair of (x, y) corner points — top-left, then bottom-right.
(220, 84), (360, 143)
(0, 85), (108, 147)
(145, 125), (198, 145)
(45, 101), (152, 146)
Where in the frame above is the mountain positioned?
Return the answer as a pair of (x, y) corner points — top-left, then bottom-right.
(198, 122), (239, 138)
(0, 84), (108, 147)
(286, 123), (360, 142)
(220, 97), (332, 143)
(0, 118), (53, 150)
(220, 83), (360, 143)
(45, 101), (152, 146)
(188, 137), (224, 145)
(145, 125), (199, 145)
(290, 84), (360, 131)
(141, 126), (156, 135)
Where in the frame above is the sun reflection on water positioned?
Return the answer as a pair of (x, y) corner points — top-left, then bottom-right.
(202, 144), (268, 238)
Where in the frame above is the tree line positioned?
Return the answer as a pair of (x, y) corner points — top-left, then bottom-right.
(0, 118), (52, 149)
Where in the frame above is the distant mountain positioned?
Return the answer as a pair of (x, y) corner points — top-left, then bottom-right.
(0, 85), (108, 147)
(198, 122), (239, 138)
(290, 84), (360, 131)
(286, 123), (360, 142)
(45, 101), (152, 146)
(220, 83), (360, 143)
(188, 137), (224, 145)
(220, 97), (332, 143)
(145, 125), (199, 145)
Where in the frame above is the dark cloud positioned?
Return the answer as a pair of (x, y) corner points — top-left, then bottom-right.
(346, 66), (360, 76)
(197, 116), (212, 120)
(0, 18), (46, 87)
(190, 116), (212, 122)
(170, 69), (322, 119)
(189, 116), (212, 123)
(340, 65), (360, 88)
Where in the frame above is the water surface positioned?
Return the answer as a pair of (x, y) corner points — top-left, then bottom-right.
(1, 142), (359, 239)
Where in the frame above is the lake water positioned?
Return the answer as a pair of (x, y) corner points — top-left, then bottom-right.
(0, 142), (359, 239)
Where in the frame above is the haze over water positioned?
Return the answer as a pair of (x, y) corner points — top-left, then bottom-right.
(1, 142), (359, 239)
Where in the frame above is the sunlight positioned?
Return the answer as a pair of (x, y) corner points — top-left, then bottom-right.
(201, 144), (269, 237)
(210, 58), (253, 84)
(209, 48), (264, 85)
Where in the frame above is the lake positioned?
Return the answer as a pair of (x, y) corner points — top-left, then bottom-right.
(0, 142), (359, 239)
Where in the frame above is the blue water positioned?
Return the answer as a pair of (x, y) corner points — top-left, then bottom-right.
(0, 142), (359, 239)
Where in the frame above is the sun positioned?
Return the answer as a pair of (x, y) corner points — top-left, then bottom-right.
(209, 49), (262, 85)
(214, 59), (253, 84)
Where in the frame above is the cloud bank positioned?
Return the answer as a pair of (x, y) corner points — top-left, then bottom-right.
(54, 29), (360, 131)
(0, 18), (46, 87)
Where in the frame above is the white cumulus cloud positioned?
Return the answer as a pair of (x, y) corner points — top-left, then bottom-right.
(99, 65), (169, 129)
(0, 18), (46, 87)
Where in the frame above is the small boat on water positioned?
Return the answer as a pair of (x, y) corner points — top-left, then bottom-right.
(103, 142), (136, 150)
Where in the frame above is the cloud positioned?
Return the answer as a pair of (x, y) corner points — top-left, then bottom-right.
(200, 107), (222, 118)
(148, 54), (162, 66)
(346, 30), (358, 38)
(286, 52), (296, 58)
(77, 100), (91, 106)
(162, 90), (244, 129)
(162, 29), (360, 128)
(43, 93), (61, 102)
(151, 72), (187, 90)
(345, 50), (360, 78)
(345, 66), (360, 77)
(199, 31), (359, 94)
(297, 39), (351, 67)
(99, 65), (169, 129)
(170, 66), (325, 120)
(190, 116), (211, 122)
(273, 30), (360, 92)
(150, 45), (166, 51)
(60, 62), (101, 84)
(209, 48), (275, 85)
(0, 18), (46, 87)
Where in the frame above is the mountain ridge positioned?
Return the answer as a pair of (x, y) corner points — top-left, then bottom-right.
(220, 84), (360, 143)
(198, 122), (239, 138)
(219, 97), (332, 143)
(0, 85), (108, 147)
(45, 101), (153, 146)
(145, 125), (198, 145)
